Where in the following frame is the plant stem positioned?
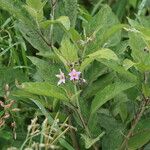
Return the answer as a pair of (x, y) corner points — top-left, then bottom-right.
(74, 85), (89, 134)
(68, 115), (80, 150)
(50, 0), (56, 46)
(82, 28), (87, 60)
(20, 132), (41, 150)
(120, 72), (149, 149)
(120, 97), (148, 150)
(73, 85), (98, 150)
(51, 127), (70, 145)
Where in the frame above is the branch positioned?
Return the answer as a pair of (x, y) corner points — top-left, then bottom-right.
(120, 97), (149, 149)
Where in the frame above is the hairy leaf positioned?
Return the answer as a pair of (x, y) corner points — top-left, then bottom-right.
(20, 82), (68, 101)
(80, 48), (118, 71)
(28, 56), (60, 83)
(59, 36), (78, 64)
(81, 132), (105, 149)
(84, 5), (121, 54)
(91, 82), (136, 114)
(128, 131), (150, 150)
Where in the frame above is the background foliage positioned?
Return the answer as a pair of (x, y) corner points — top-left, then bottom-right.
(0, 0), (150, 149)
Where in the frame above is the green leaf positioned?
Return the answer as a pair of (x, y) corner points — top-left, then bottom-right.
(31, 98), (54, 124)
(134, 118), (150, 133)
(102, 127), (123, 150)
(59, 36), (78, 64)
(0, 0), (33, 22)
(123, 59), (135, 70)
(78, 5), (92, 22)
(87, 112), (103, 137)
(84, 5), (121, 54)
(53, 47), (69, 70)
(144, 143), (150, 150)
(91, 82), (136, 114)
(119, 102), (128, 122)
(17, 22), (51, 53)
(129, 0), (138, 8)
(20, 82), (68, 101)
(98, 113), (124, 149)
(0, 111), (4, 118)
(99, 60), (137, 82)
(112, 93), (128, 122)
(11, 89), (49, 107)
(142, 84), (150, 97)
(80, 48), (118, 71)
(0, 130), (12, 140)
(0, 0), (51, 53)
(128, 130), (150, 150)
(26, 0), (47, 10)
(79, 57), (93, 72)
(25, 0), (47, 22)
(56, 16), (70, 30)
(99, 24), (128, 47)
(40, 16), (70, 30)
(28, 56), (60, 83)
(59, 138), (75, 150)
(85, 62), (107, 84)
(89, 48), (119, 61)
(0, 67), (27, 96)
(82, 73), (115, 99)
(69, 28), (82, 42)
(139, 27), (150, 42)
(129, 32), (145, 60)
(81, 132), (105, 149)
(55, 0), (77, 27)
(113, 40), (129, 55)
(113, 0), (128, 20)
(53, 0), (77, 43)
(137, 15), (150, 28)
(129, 32), (150, 72)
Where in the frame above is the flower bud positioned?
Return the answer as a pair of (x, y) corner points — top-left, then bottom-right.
(5, 84), (9, 91)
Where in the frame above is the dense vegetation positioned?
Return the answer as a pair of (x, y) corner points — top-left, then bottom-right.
(0, 0), (150, 149)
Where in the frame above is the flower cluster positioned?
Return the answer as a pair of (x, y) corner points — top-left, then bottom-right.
(56, 69), (85, 85)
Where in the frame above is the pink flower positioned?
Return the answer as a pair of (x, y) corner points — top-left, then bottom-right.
(69, 69), (81, 81)
(56, 69), (65, 85)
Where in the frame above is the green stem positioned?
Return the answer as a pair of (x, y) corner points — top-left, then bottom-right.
(50, 0), (56, 46)
(82, 28), (87, 60)
(20, 132), (41, 150)
(51, 127), (69, 145)
(119, 98), (148, 150)
(73, 85), (98, 150)
(68, 115), (80, 150)
(120, 72), (149, 149)
(73, 85), (88, 132)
